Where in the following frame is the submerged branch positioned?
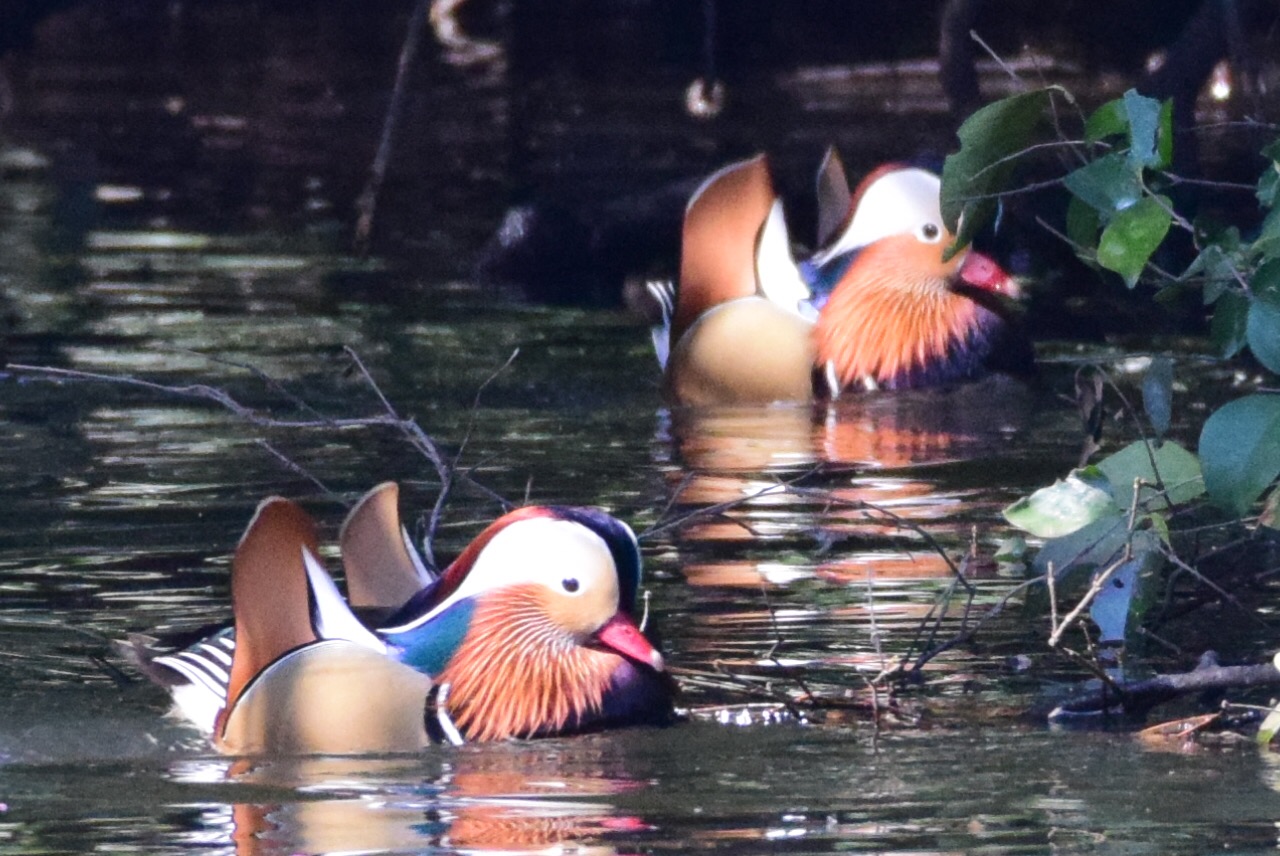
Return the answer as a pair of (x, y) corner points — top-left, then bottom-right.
(1049, 654), (1280, 720)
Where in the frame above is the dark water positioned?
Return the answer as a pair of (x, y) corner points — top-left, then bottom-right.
(3, 4), (1280, 854)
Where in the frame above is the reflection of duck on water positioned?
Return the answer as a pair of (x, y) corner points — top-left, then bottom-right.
(658, 379), (1034, 588)
(125, 483), (674, 754)
(649, 150), (1034, 406)
(664, 373), (1034, 476)
(215, 755), (641, 855)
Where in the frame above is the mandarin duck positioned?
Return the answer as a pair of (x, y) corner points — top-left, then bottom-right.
(127, 483), (673, 754)
(651, 150), (1033, 405)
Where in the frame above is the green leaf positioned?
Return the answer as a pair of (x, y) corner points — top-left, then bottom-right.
(1187, 242), (1241, 304)
(1063, 152), (1144, 214)
(1141, 356), (1174, 440)
(1145, 510), (1171, 543)
(1259, 140), (1280, 207)
(1084, 97), (1127, 143)
(1199, 394), (1280, 516)
(1261, 206), (1280, 246)
(1247, 261), (1280, 372)
(1066, 195), (1101, 255)
(1003, 470), (1120, 538)
(1097, 439), (1204, 511)
(1032, 511), (1130, 581)
(994, 534), (1028, 562)
(1155, 99), (1174, 170)
(1089, 531), (1163, 645)
(941, 88), (1057, 259)
(1246, 298), (1280, 374)
(1257, 702), (1280, 746)
(1096, 196), (1173, 288)
(1258, 164), (1279, 208)
(1256, 257), (1280, 297)
(1123, 89), (1164, 170)
(1210, 290), (1249, 358)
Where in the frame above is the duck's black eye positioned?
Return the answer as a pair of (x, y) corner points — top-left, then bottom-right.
(920, 222), (941, 241)
(562, 578), (580, 593)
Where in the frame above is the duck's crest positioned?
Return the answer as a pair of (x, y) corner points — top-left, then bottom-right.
(815, 146), (852, 248)
(219, 497), (324, 730)
(674, 155), (776, 343)
(340, 481), (434, 611)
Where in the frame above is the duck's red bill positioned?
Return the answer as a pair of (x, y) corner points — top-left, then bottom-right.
(593, 614), (666, 672)
(959, 250), (1019, 298)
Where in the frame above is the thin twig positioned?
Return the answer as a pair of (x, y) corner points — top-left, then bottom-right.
(256, 439), (334, 497)
(354, 0), (432, 255)
(1047, 552), (1127, 648)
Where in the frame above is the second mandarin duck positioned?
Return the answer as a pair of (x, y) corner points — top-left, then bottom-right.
(651, 150), (1033, 405)
(127, 483), (674, 754)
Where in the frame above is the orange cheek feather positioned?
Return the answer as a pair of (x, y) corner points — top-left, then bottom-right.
(813, 235), (976, 388)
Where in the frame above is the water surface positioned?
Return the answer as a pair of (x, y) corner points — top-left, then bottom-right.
(2, 5), (1279, 854)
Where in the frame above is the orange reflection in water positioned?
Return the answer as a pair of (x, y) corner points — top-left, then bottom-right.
(664, 377), (1032, 588)
(224, 751), (648, 855)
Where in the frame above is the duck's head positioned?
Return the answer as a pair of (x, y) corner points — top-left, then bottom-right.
(806, 165), (1024, 394)
(380, 506), (673, 741)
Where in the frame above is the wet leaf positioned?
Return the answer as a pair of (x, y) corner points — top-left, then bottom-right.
(1122, 89), (1164, 170)
(941, 88), (1057, 259)
(1096, 196), (1173, 288)
(1140, 713), (1220, 749)
(1063, 152), (1143, 215)
(1097, 439), (1203, 511)
(1089, 532), (1162, 644)
(1199, 394), (1280, 516)
(1141, 356), (1174, 440)
(1257, 705), (1280, 746)
(1004, 470), (1119, 538)
(994, 534), (1028, 562)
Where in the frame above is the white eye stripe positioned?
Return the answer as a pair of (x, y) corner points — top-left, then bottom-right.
(815, 167), (943, 263)
(382, 517), (618, 633)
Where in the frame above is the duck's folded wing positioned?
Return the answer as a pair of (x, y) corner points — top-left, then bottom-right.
(219, 640), (434, 755)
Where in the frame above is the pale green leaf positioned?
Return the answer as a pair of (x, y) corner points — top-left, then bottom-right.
(1096, 196), (1173, 288)
(1084, 97), (1127, 143)
(1004, 471), (1120, 538)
